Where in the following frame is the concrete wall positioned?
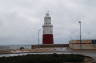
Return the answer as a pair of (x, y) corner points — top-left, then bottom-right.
(69, 40), (96, 49)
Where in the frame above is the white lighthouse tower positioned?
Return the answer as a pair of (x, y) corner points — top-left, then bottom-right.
(42, 12), (54, 44)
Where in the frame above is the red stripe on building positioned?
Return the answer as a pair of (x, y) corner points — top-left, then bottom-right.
(43, 34), (54, 44)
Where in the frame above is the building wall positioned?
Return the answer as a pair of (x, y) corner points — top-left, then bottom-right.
(32, 44), (69, 49)
(69, 40), (96, 49)
(43, 25), (53, 34)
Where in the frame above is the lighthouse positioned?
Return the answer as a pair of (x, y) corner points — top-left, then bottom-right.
(42, 12), (54, 44)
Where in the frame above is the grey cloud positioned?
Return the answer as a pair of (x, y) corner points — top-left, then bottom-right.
(0, 0), (96, 45)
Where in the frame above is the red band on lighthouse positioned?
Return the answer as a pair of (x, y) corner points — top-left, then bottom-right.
(43, 34), (53, 44)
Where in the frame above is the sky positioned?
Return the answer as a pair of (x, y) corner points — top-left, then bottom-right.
(0, 0), (96, 45)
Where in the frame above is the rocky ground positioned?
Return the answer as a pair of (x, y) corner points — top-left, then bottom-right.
(0, 54), (95, 63)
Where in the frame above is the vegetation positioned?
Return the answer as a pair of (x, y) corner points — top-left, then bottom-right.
(0, 54), (85, 63)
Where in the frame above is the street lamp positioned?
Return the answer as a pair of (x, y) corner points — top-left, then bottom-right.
(78, 21), (82, 49)
(38, 29), (41, 48)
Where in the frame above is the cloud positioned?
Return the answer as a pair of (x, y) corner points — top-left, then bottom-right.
(0, 0), (96, 45)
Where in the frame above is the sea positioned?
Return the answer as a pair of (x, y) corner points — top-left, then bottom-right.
(0, 44), (32, 50)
